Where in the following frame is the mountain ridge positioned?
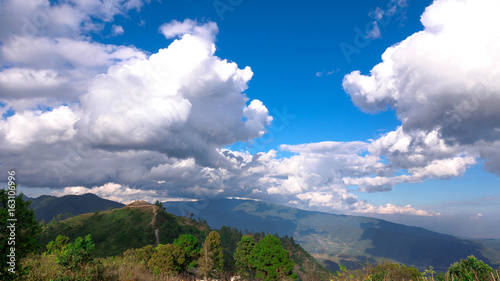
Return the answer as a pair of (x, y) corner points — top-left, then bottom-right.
(164, 198), (498, 272)
(28, 193), (125, 223)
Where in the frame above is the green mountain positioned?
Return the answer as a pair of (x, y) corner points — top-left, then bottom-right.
(40, 200), (330, 280)
(28, 193), (125, 223)
(164, 199), (499, 272)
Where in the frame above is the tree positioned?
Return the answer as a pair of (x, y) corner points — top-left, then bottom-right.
(46, 235), (70, 255)
(199, 231), (224, 280)
(0, 188), (41, 280)
(55, 234), (95, 270)
(447, 255), (493, 281)
(251, 234), (297, 281)
(154, 200), (163, 209)
(148, 244), (186, 275)
(235, 235), (256, 279)
(174, 234), (200, 269)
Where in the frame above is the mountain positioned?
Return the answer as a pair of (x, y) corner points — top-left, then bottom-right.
(40, 200), (205, 257)
(164, 198), (499, 272)
(40, 200), (331, 279)
(28, 193), (125, 223)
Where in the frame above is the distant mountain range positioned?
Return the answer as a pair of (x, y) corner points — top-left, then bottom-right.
(27, 193), (125, 223)
(163, 198), (500, 272)
(24, 193), (500, 273)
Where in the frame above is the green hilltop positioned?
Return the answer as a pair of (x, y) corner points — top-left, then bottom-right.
(38, 200), (331, 280)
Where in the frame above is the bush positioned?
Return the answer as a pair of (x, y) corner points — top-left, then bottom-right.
(56, 235), (95, 270)
(447, 255), (493, 281)
(148, 244), (186, 275)
(366, 261), (422, 281)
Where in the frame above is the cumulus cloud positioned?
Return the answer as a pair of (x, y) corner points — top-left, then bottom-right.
(343, 0), (500, 176)
(3, 0), (497, 219)
(0, 0), (147, 112)
(159, 19), (218, 42)
(76, 21), (271, 165)
(53, 182), (161, 204)
(0, 18), (272, 192)
(111, 24), (124, 36)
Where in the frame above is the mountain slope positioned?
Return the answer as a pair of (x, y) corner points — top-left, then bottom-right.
(40, 200), (331, 279)
(29, 193), (125, 222)
(40, 200), (207, 257)
(164, 199), (496, 272)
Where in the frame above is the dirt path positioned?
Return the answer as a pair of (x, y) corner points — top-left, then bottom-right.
(151, 207), (160, 245)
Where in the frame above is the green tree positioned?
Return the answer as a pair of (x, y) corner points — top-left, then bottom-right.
(199, 231), (224, 280)
(0, 188), (41, 280)
(148, 244), (185, 275)
(251, 234), (297, 281)
(235, 235), (256, 279)
(447, 255), (493, 281)
(46, 235), (70, 255)
(154, 200), (163, 209)
(55, 234), (95, 270)
(174, 234), (200, 269)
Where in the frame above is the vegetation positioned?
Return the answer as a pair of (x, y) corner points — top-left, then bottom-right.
(164, 199), (496, 273)
(0, 188), (41, 280)
(27, 193), (124, 223)
(6, 196), (500, 280)
(447, 255), (494, 281)
(235, 235), (256, 278)
(331, 258), (500, 281)
(251, 234), (297, 281)
(199, 231), (225, 280)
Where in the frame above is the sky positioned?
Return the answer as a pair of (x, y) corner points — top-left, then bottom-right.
(0, 0), (499, 238)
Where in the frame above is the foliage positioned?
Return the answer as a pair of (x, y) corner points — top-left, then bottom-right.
(199, 231), (224, 280)
(366, 261), (422, 281)
(55, 234), (95, 270)
(0, 188), (41, 280)
(251, 234), (297, 281)
(41, 207), (158, 257)
(218, 225), (244, 273)
(26, 235), (102, 281)
(174, 234), (200, 269)
(46, 235), (70, 255)
(235, 235), (257, 278)
(447, 255), (493, 281)
(148, 244), (186, 275)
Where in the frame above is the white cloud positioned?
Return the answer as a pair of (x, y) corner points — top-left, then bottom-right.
(366, 22), (381, 39)
(159, 19), (219, 42)
(111, 24), (124, 36)
(0, 0), (147, 112)
(53, 182), (161, 204)
(0, 19), (272, 191)
(354, 203), (439, 216)
(344, 0), (500, 145)
(1, 106), (78, 145)
(2, 0), (497, 220)
(76, 21), (270, 164)
(343, 0), (500, 179)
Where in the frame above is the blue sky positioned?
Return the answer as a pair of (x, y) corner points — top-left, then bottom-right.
(1, 0), (499, 238)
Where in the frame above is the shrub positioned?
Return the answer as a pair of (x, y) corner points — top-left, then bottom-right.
(447, 255), (493, 281)
(174, 234), (200, 269)
(366, 261), (422, 281)
(148, 244), (186, 275)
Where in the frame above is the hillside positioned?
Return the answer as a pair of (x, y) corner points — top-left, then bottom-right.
(40, 201), (206, 257)
(28, 193), (125, 223)
(40, 200), (330, 279)
(164, 199), (498, 272)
